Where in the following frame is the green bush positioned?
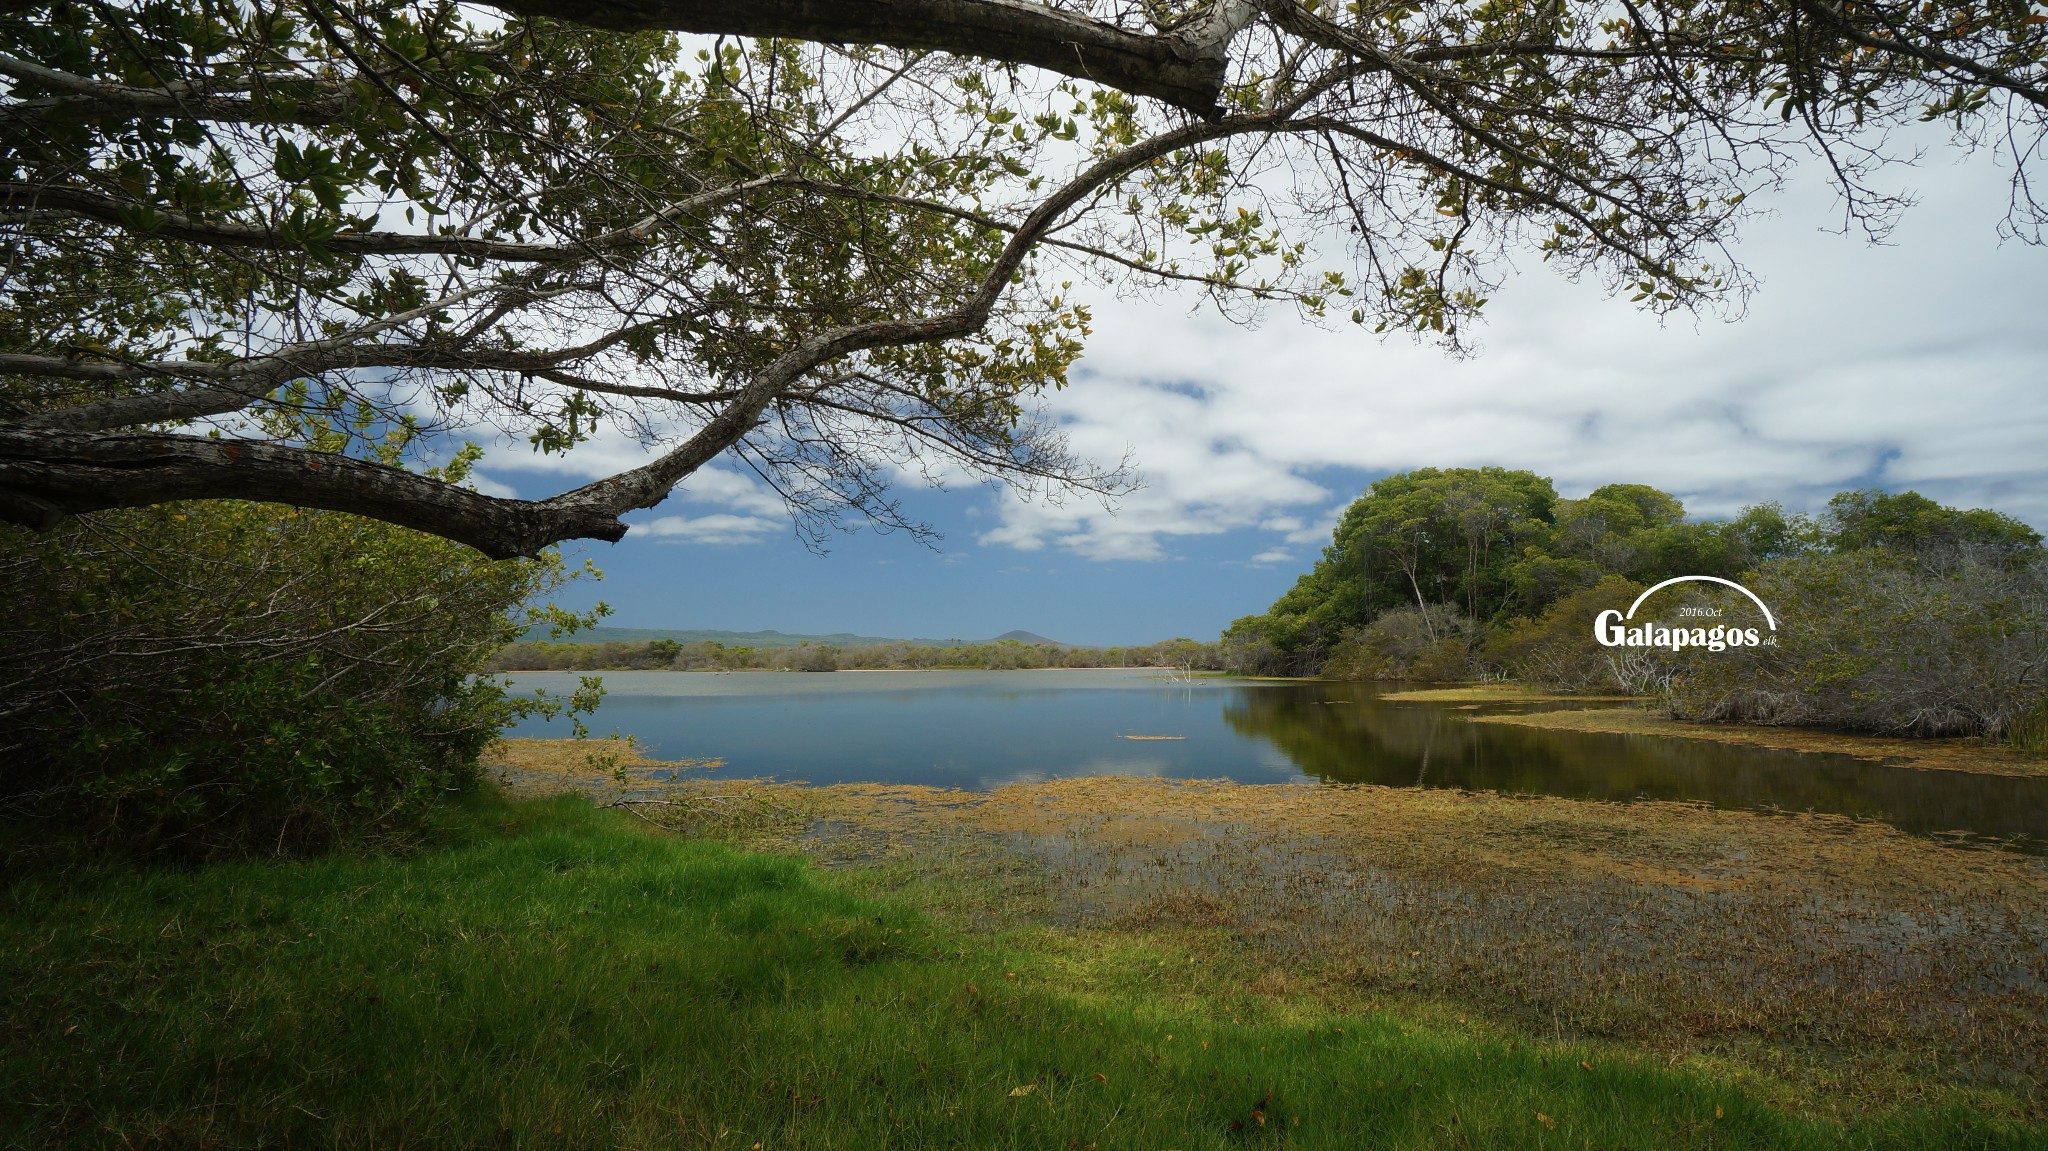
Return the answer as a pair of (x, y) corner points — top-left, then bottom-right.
(1482, 576), (1650, 692)
(788, 643), (842, 672)
(1321, 606), (1476, 681)
(0, 501), (592, 858)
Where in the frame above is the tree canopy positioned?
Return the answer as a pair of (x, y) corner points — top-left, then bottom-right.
(1226, 468), (2040, 677)
(3, 0), (2045, 555)
(1821, 487), (2042, 559)
(1226, 467), (1839, 672)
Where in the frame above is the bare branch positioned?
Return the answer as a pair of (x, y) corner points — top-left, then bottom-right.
(0, 175), (801, 262)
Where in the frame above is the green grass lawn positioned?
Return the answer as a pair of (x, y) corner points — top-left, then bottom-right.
(3, 794), (2040, 1149)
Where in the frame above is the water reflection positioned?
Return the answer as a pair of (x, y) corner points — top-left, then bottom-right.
(501, 669), (1302, 791)
(1224, 681), (2048, 848)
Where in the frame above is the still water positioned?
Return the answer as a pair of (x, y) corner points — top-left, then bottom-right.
(501, 668), (2048, 849)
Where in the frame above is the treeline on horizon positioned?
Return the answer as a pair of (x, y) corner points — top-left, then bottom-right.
(485, 637), (1224, 674)
(1225, 467), (2048, 743)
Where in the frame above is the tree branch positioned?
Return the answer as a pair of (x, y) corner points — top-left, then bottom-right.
(0, 53), (352, 126)
(0, 428), (629, 557)
(0, 174), (797, 262)
(487, 0), (1243, 116)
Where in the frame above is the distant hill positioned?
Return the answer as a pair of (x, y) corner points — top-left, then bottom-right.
(519, 626), (1075, 649)
(990, 630), (1063, 645)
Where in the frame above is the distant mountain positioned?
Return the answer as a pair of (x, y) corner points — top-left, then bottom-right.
(990, 629), (1063, 646)
(521, 625), (1074, 648)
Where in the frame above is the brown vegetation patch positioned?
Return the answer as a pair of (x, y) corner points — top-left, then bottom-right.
(1107, 890), (1241, 930)
(487, 738), (803, 836)
(483, 736), (663, 782)
(1470, 707), (2048, 778)
(1379, 684), (1645, 703)
(795, 775), (2048, 1101)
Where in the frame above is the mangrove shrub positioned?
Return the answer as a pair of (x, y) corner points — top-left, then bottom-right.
(0, 500), (592, 857)
(1668, 546), (2048, 738)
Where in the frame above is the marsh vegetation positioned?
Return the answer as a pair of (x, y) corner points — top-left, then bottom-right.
(10, 781), (2044, 1148)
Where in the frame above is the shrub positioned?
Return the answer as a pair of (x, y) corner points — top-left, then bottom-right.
(1482, 576), (1651, 692)
(1667, 547), (2048, 738)
(1322, 606), (1476, 681)
(784, 644), (841, 672)
(0, 501), (593, 858)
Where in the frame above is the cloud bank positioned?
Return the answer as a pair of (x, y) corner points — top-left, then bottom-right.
(981, 153), (2048, 563)
(476, 149), (2048, 569)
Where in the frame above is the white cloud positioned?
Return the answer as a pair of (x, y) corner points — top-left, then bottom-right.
(1247, 547), (1296, 566)
(631, 513), (781, 545)
(669, 466), (787, 517)
(967, 146), (2048, 560)
(975, 377), (1332, 559)
(1283, 506), (1345, 546)
(462, 469), (521, 500)
(454, 143), (2048, 566)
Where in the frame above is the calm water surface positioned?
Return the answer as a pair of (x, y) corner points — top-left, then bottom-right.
(501, 668), (2048, 849)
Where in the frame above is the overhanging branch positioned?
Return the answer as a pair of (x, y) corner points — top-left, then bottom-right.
(0, 428), (630, 558)
(489, 0), (1242, 116)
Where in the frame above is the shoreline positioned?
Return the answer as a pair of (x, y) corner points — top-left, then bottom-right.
(1468, 705), (2048, 778)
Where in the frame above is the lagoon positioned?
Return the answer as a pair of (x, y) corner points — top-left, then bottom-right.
(500, 668), (2048, 850)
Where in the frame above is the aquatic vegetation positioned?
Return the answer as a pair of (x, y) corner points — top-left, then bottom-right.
(1379, 685), (1642, 704)
(788, 776), (2048, 1105)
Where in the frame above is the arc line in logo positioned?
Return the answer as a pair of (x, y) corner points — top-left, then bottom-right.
(1625, 576), (1777, 631)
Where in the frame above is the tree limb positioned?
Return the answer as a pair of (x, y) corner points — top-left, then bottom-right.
(0, 53), (352, 126)
(0, 427), (630, 557)
(0, 175), (798, 262)
(487, 0), (1246, 116)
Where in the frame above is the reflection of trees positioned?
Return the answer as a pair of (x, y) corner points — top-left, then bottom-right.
(1223, 687), (2048, 846)
(1223, 689), (1481, 786)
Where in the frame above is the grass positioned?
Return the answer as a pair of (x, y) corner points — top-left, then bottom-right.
(492, 739), (2048, 1091)
(6, 794), (2044, 1149)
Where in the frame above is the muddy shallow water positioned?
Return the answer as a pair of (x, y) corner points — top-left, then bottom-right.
(500, 669), (2048, 850)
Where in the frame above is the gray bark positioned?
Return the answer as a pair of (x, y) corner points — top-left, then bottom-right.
(0, 428), (632, 558)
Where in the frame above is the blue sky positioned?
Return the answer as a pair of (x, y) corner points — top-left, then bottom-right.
(469, 140), (2048, 647)
(530, 472), (1372, 646)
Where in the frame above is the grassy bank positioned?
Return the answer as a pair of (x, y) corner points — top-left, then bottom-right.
(1466, 703), (2048, 778)
(5, 792), (2044, 1148)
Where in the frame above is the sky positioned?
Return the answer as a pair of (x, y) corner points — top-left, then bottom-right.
(467, 140), (2048, 647)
